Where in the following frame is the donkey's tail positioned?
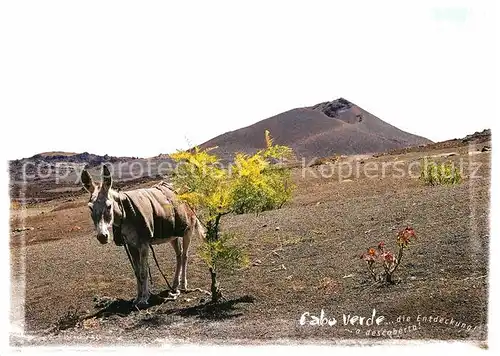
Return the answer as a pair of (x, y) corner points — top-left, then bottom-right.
(186, 202), (206, 241)
(194, 217), (207, 241)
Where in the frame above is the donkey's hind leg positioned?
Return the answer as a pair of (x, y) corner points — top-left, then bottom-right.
(180, 229), (193, 291)
(170, 238), (182, 293)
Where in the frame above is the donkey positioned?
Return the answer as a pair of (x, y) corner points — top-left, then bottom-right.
(81, 165), (204, 306)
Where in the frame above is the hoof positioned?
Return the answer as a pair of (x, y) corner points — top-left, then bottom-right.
(133, 297), (150, 308)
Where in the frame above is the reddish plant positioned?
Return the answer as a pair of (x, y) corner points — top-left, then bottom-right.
(361, 227), (417, 284)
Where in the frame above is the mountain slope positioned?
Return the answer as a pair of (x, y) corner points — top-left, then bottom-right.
(199, 98), (432, 161)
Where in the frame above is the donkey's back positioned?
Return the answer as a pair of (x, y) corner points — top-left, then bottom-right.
(119, 181), (198, 244)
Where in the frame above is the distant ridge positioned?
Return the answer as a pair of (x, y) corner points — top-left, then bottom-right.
(12, 152), (137, 166)
(199, 98), (432, 161)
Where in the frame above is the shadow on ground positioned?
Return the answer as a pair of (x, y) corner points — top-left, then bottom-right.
(53, 292), (256, 333)
(168, 295), (256, 320)
(88, 290), (182, 319)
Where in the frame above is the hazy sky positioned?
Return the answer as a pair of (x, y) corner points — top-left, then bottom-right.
(1, 0), (497, 159)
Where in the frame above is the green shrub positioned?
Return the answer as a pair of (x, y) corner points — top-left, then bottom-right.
(171, 130), (294, 302)
(199, 232), (249, 272)
(420, 160), (462, 186)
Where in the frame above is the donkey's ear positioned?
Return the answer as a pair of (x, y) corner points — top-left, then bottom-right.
(102, 164), (112, 190)
(81, 170), (95, 193)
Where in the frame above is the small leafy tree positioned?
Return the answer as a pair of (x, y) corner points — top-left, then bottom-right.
(420, 160), (462, 186)
(361, 227), (417, 284)
(171, 131), (294, 302)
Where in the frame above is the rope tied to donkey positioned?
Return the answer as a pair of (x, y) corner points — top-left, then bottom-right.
(149, 244), (173, 291)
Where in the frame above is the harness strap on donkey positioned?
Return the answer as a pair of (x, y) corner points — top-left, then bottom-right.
(117, 193), (174, 293)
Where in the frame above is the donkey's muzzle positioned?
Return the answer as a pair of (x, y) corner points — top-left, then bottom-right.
(97, 233), (109, 244)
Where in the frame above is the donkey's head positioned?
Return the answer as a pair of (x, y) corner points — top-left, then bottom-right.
(81, 165), (115, 244)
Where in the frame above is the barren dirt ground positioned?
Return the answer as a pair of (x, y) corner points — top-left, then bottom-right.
(10, 145), (490, 346)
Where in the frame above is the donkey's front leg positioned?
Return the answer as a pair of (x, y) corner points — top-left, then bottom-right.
(129, 244), (150, 306)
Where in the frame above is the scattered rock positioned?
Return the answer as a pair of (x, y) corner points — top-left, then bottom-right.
(252, 260), (262, 266)
(13, 227), (34, 232)
(430, 152), (457, 158)
(481, 146), (491, 152)
(270, 264), (287, 272)
(468, 151), (481, 156)
(275, 226), (280, 231)
(343, 274), (354, 279)
(82, 318), (100, 330)
(262, 224), (268, 228)
(93, 296), (115, 309)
